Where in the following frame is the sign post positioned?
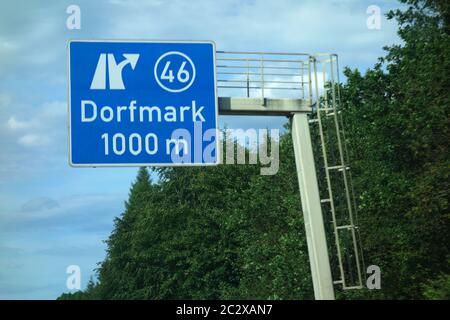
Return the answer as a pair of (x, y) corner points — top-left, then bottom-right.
(292, 113), (335, 300)
(68, 40), (219, 166)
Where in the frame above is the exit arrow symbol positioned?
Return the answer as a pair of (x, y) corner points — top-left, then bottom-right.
(90, 53), (140, 90)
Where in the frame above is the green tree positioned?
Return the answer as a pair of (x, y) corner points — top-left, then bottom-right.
(96, 167), (154, 299)
(339, 0), (450, 299)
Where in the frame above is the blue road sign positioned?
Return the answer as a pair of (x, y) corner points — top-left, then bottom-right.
(68, 40), (218, 166)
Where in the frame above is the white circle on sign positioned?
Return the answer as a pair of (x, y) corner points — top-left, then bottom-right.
(154, 51), (196, 93)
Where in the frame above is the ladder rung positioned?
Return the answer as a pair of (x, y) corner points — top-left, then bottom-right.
(326, 165), (350, 172)
(343, 286), (363, 290)
(325, 111), (341, 117)
(308, 119), (319, 123)
(336, 225), (353, 230)
(326, 165), (344, 170)
(333, 280), (344, 284)
(320, 198), (331, 203)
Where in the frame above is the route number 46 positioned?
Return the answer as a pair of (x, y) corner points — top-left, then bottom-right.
(161, 61), (190, 83)
(154, 51), (196, 93)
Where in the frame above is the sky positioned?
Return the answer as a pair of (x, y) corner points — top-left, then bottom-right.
(0, 0), (403, 299)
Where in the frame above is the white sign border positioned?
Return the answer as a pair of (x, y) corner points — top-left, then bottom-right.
(67, 39), (220, 168)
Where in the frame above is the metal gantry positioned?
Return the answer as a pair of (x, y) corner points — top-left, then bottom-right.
(216, 51), (364, 296)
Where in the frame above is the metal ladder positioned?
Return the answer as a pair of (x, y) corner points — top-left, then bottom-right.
(308, 54), (365, 290)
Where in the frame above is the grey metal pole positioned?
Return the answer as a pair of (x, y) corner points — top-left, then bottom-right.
(291, 112), (335, 300)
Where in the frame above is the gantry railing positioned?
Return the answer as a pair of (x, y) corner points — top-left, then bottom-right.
(216, 51), (310, 101)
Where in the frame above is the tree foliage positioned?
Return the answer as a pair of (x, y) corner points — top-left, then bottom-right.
(339, 0), (450, 299)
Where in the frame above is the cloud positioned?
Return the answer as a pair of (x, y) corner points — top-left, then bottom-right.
(0, 99), (66, 177)
(21, 197), (60, 212)
(98, 0), (399, 66)
(0, 192), (124, 299)
(0, 93), (11, 107)
(1, 193), (122, 225)
(7, 116), (32, 130)
(18, 133), (51, 147)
